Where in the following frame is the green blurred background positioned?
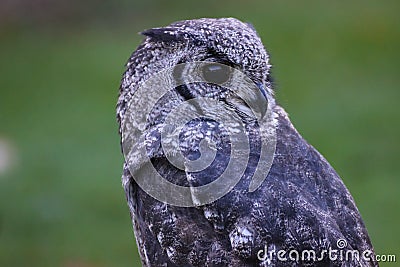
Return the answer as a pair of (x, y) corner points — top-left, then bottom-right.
(0, 0), (399, 266)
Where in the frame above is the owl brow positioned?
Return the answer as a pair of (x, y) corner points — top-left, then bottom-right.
(203, 49), (233, 65)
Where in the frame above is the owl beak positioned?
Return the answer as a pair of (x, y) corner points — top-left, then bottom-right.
(229, 82), (268, 120)
(245, 83), (268, 120)
(253, 86), (268, 120)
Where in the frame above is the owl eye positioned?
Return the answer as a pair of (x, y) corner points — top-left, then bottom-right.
(201, 63), (231, 84)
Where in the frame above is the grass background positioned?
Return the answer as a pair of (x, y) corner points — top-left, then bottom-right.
(0, 0), (399, 266)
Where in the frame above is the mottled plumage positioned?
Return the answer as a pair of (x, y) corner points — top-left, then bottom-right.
(117, 18), (377, 266)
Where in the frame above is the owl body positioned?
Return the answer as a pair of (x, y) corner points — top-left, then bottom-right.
(117, 18), (377, 266)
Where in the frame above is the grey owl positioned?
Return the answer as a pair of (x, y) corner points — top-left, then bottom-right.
(117, 18), (377, 266)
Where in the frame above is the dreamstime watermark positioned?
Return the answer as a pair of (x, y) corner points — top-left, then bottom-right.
(121, 62), (277, 207)
(257, 239), (396, 263)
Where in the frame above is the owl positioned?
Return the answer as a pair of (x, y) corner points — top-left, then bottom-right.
(117, 18), (377, 266)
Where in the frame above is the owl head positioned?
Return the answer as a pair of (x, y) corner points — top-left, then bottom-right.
(117, 18), (275, 125)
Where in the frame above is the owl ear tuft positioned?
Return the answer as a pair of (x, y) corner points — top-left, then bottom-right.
(141, 27), (188, 42)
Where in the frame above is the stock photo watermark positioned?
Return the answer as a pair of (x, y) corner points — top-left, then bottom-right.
(257, 239), (396, 264)
(121, 61), (276, 207)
